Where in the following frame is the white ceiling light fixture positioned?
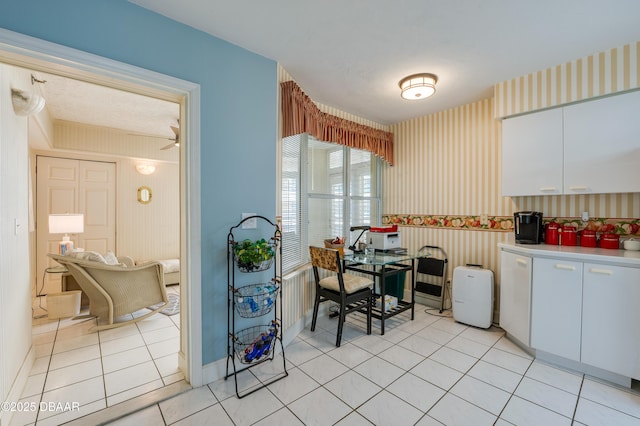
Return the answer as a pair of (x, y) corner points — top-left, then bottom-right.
(399, 73), (438, 100)
(11, 74), (47, 116)
(136, 163), (156, 175)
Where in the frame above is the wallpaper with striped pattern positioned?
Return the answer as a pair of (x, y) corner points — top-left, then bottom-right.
(279, 40), (640, 326)
(495, 41), (640, 118)
(494, 41), (640, 222)
(386, 97), (509, 316)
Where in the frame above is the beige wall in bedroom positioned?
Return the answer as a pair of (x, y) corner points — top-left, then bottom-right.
(34, 121), (179, 263)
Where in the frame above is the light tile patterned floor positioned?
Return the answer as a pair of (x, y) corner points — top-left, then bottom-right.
(16, 301), (640, 425)
(12, 306), (640, 426)
(11, 287), (182, 425)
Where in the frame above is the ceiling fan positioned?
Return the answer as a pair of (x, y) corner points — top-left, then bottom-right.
(127, 124), (180, 150)
(160, 125), (180, 150)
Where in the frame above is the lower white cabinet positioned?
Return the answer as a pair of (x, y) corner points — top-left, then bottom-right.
(581, 263), (640, 379)
(531, 258), (582, 361)
(499, 250), (532, 346)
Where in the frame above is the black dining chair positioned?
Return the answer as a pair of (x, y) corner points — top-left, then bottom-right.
(309, 246), (374, 347)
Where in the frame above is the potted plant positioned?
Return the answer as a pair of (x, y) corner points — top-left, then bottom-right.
(233, 238), (275, 272)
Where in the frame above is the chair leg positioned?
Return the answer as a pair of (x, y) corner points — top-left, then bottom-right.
(335, 302), (347, 347)
(366, 293), (372, 335)
(311, 292), (321, 332)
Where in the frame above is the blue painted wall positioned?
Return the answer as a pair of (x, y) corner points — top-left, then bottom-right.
(0, 0), (277, 364)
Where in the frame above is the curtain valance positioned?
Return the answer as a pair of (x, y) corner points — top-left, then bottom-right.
(281, 80), (394, 166)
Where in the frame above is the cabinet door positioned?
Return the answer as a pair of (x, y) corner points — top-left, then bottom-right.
(582, 263), (640, 379)
(564, 90), (640, 194)
(531, 258), (582, 361)
(499, 250), (532, 346)
(501, 108), (563, 196)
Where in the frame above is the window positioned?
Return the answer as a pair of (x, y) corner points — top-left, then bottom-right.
(281, 133), (381, 273)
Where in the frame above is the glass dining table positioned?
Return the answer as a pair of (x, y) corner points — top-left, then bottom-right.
(342, 250), (421, 335)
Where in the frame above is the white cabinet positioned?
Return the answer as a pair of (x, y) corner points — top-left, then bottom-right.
(582, 263), (640, 379)
(501, 90), (640, 196)
(499, 250), (532, 346)
(530, 258), (582, 361)
(563, 90), (640, 194)
(501, 108), (563, 196)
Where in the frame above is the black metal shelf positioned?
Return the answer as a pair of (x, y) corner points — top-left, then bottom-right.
(225, 215), (288, 398)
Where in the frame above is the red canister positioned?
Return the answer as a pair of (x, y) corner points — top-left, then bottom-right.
(545, 222), (560, 245)
(580, 229), (597, 247)
(560, 226), (577, 246)
(600, 233), (620, 249)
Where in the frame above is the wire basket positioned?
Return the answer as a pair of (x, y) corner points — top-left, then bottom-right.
(234, 283), (279, 318)
(235, 257), (274, 273)
(233, 323), (279, 364)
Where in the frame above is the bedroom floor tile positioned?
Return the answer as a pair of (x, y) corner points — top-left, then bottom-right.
(22, 287), (184, 425)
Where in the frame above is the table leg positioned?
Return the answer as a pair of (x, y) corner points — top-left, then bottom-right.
(380, 265), (386, 335)
(410, 258), (415, 320)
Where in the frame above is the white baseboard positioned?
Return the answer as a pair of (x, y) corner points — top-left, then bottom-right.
(0, 346), (35, 426)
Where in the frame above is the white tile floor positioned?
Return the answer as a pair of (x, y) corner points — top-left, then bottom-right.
(105, 305), (640, 426)
(11, 287), (183, 425)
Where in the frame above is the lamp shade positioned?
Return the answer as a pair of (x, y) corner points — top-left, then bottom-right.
(399, 73), (438, 100)
(48, 214), (84, 234)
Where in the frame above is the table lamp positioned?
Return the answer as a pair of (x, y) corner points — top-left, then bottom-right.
(49, 214), (84, 254)
(348, 225), (371, 252)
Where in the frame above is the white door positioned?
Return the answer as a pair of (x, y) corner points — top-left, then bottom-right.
(563, 90), (640, 194)
(36, 156), (116, 296)
(501, 108), (564, 196)
(499, 250), (532, 346)
(531, 258), (582, 361)
(582, 263), (640, 379)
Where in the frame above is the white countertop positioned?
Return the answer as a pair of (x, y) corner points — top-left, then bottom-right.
(499, 235), (640, 267)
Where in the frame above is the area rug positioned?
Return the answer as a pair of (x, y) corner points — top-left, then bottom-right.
(156, 293), (180, 316)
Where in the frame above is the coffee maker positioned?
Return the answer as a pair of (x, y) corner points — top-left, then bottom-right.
(514, 211), (543, 244)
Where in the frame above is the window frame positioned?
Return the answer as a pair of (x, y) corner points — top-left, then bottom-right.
(281, 133), (382, 274)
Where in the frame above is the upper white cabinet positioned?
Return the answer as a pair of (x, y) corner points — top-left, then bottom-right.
(502, 108), (563, 196)
(564, 90), (640, 194)
(501, 90), (640, 196)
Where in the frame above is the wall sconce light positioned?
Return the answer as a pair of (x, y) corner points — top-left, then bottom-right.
(11, 74), (47, 116)
(399, 73), (438, 100)
(136, 163), (156, 175)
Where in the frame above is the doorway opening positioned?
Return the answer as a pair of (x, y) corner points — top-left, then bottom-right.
(0, 29), (202, 424)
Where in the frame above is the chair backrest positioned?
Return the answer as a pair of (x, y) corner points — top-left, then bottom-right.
(309, 246), (341, 273)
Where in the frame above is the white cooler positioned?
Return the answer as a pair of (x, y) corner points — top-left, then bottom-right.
(452, 265), (494, 328)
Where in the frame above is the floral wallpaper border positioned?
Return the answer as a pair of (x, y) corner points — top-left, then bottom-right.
(382, 214), (640, 236)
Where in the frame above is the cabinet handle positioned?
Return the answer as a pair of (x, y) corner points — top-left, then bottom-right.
(554, 264), (576, 271)
(516, 258), (528, 266)
(568, 186), (589, 192)
(539, 187), (557, 192)
(589, 268), (613, 275)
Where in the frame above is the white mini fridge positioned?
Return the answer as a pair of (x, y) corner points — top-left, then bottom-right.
(452, 265), (494, 329)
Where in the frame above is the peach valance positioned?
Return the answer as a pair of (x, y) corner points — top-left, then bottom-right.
(281, 80), (394, 166)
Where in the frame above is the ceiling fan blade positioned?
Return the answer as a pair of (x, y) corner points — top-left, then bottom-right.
(171, 125), (179, 136)
(161, 141), (178, 150)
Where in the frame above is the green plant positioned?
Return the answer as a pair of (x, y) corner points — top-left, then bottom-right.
(233, 238), (275, 272)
